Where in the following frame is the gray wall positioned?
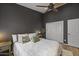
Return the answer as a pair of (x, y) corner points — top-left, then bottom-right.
(43, 3), (79, 43)
(0, 3), (43, 34)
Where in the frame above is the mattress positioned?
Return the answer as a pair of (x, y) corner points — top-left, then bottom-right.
(13, 39), (61, 56)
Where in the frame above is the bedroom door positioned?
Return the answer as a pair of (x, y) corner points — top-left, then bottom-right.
(68, 19), (79, 48)
(46, 21), (63, 42)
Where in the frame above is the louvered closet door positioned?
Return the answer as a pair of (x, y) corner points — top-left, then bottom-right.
(46, 21), (63, 42)
(68, 19), (79, 48)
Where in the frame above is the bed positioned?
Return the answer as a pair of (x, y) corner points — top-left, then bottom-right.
(13, 38), (61, 56)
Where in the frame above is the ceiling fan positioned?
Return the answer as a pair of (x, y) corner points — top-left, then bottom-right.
(36, 3), (58, 13)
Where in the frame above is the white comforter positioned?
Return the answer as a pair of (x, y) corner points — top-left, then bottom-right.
(13, 39), (61, 56)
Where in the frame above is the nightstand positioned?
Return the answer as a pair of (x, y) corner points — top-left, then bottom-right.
(0, 41), (12, 56)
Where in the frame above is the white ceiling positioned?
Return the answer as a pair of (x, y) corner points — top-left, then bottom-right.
(17, 3), (65, 13)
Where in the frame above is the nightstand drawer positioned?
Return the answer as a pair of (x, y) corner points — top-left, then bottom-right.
(0, 45), (9, 52)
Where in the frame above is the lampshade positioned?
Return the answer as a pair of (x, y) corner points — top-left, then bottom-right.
(0, 32), (10, 42)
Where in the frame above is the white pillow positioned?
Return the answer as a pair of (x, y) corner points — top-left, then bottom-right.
(29, 33), (36, 41)
(18, 34), (29, 43)
(12, 34), (18, 43)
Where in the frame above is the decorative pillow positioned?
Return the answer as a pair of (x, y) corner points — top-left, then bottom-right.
(29, 33), (36, 41)
(32, 34), (40, 43)
(12, 34), (18, 43)
(29, 33), (41, 43)
(18, 34), (27, 43)
(22, 36), (30, 43)
(18, 34), (30, 43)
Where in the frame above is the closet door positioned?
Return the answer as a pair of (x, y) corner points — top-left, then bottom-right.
(46, 21), (63, 42)
(68, 19), (79, 48)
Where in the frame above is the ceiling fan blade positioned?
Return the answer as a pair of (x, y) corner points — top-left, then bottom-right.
(45, 8), (52, 13)
(52, 8), (58, 12)
(48, 9), (52, 12)
(36, 3), (58, 13)
(46, 8), (58, 13)
(36, 5), (48, 7)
